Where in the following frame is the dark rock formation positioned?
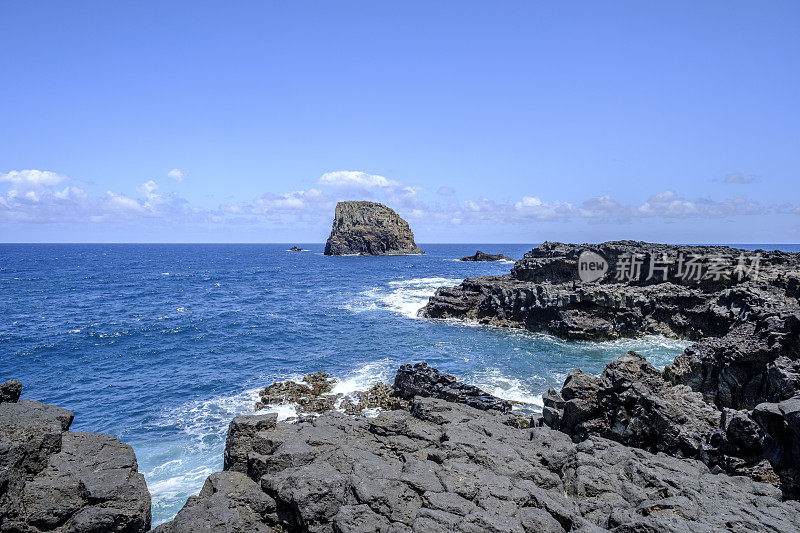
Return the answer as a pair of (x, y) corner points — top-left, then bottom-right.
(0, 384), (151, 532)
(459, 251), (514, 262)
(423, 241), (800, 495)
(159, 393), (800, 532)
(324, 201), (423, 256)
(542, 351), (781, 485)
(255, 371), (339, 414)
(0, 379), (21, 404)
(288, 246), (306, 252)
(752, 395), (800, 498)
(151, 472), (277, 533)
(543, 351), (721, 457)
(394, 362), (512, 412)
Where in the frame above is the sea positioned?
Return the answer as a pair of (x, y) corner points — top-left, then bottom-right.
(1, 242), (796, 525)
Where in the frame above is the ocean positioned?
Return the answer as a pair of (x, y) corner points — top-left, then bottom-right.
(2, 242), (795, 525)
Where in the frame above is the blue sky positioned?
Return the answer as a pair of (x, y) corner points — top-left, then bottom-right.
(1, 1), (798, 243)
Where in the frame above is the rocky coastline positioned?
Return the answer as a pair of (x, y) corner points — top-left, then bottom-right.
(5, 240), (800, 531)
(423, 241), (800, 497)
(155, 363), (800, 532)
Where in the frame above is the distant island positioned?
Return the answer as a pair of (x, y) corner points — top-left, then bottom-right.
(324, 201), (423, 256)
(287, 246), (306, 251)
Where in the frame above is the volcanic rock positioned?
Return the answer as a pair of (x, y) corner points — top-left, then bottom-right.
(324, 201), (423, 256)
(423, 241), (800, 495)
(0, 379), (21, 404)
(394, 362), (512, 412)
(0, 392), (151, 532)
(459, 251), (514, 262)
(159, 394), (800, 532)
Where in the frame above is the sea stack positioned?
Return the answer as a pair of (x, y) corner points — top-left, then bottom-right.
(324, 201), (423, 255)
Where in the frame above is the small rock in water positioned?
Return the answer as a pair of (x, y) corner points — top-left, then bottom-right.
(255, 371), (339, 414)
(459, 250), (514, 262)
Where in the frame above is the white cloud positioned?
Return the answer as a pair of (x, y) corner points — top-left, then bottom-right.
(168, 169), (186, 181)
(0, 169), (65, 187)
(318, 171), (398, 189)
(105, 191), (145, 213)
(0, 168), (790, 232)
(514, 196), (572, 220)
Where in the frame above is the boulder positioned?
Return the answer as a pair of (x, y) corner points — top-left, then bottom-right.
(752, 395), (800, 498)
(324, 201), (423, 256)
(543, 352), (722, 460)
(152, 472), (277, 533)
(0, 379), (21, 404)
(393, 362), (511, 412)
(0, 396), (150, 532)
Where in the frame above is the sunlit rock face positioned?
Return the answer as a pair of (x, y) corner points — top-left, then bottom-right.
(324, 201), (423, 256)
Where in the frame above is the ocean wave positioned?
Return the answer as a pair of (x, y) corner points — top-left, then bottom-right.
(346, 277), (462, 319)
(466, 368), (544, 411)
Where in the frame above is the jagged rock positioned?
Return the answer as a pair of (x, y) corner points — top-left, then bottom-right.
(224, 413), (279, 473)
(341, 382), (408, 415)
(324, 201), (423, 256)
(424, 241), (800, 495)
(288, 246), (306, 252)
(159, 396), (800, 532)
(459, 251), (514, 262)
(0, 379), (21, 404)
(543, 352), (722, 459)
(255, 372), (339, 414)
(752, 395), (800, 498)
(151, 471), (279, 533)
(0, 397), (150, 532)
(394, 362), (511, 412)
(423, 241), (800, 405)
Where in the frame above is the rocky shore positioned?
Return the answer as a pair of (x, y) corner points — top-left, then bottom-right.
(155, 364), (800, 532)
(324, 201), (423, 256)
(423, 241), (800, 497)
(5, 241), (800, 531)
(0, 379), (151, 532)
(7, 355), (800, 531)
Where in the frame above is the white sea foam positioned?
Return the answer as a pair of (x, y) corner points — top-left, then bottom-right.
(330, 359), (395, 395)
(468, 369), (544, 410)
(349, 277), (462, 319)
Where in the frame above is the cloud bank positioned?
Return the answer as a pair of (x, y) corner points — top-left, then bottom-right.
(0, 169), (791, 234)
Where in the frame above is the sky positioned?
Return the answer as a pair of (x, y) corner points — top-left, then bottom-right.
(1, 1), (798, 243)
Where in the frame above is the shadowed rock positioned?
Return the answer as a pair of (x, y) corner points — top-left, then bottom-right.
(0, 390), (151, 532)
(0, 379), (22, 404)
(394, 362), (512, 412)
(324, 201), (423, 256)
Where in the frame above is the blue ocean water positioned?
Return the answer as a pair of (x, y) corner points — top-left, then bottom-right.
(2, 242), (794, 524)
